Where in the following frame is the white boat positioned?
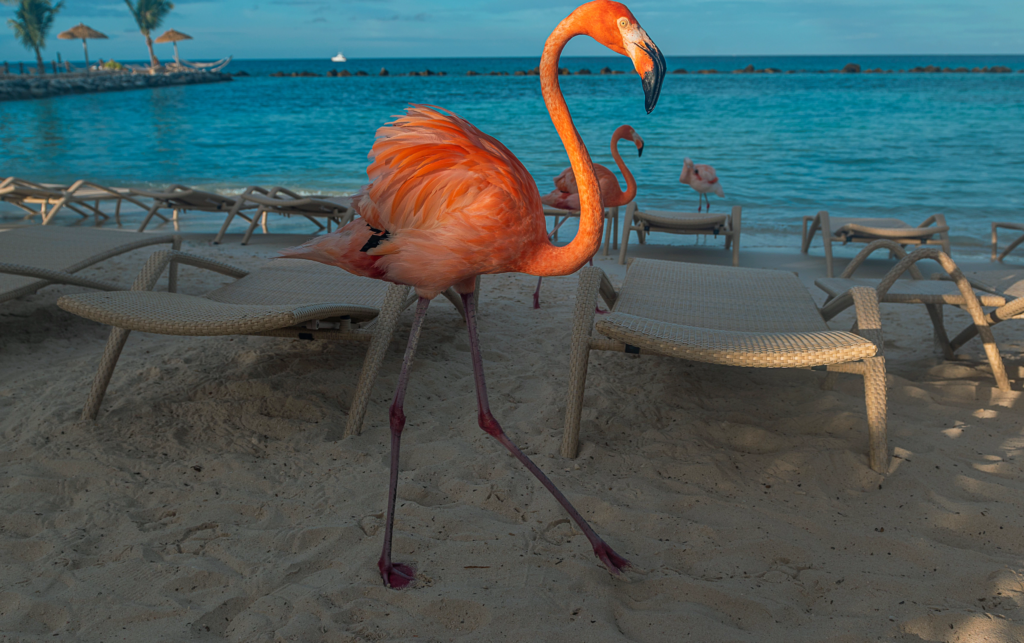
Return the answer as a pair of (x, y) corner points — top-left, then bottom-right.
(331, 52), (346, 62)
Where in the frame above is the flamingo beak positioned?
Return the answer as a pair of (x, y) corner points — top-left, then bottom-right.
(635, 33), (665, 114)
(637, 142), (644, 157)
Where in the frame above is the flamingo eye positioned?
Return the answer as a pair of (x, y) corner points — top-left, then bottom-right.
(618, 17), (629, 28)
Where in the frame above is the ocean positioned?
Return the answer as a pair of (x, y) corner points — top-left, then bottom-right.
(2, 55), (1023, 258)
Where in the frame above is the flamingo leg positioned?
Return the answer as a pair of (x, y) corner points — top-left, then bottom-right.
(378, 296), (431, 589)
(461, 291), (629, 575)
(533, 276), (543, 309)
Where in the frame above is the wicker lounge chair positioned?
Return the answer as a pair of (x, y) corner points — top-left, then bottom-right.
(1, 177), (147, 225)
(213, 187), (354, 245)
(801, 210), (951, 278)
(814, 240), (1010, 390)
(132, 184), (262, 233)
(1, 226), (180, 303)
(619, 203), (742, 266)
(564, 258), (889, 472)
(57, 250), (469, 435)
(543, 205), (621, 256)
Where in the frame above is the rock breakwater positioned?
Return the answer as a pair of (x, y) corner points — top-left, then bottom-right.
(0, 70), (233, 102)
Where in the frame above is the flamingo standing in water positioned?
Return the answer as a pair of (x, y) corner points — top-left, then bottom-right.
(534, 125), (644, 308)
(281, 0), (665, 588)
(680, 157), (723, 212)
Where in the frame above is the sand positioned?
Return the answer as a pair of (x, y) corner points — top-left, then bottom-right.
(1, 232), (1023, 642)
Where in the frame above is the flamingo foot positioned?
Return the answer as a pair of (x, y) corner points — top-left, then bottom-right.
(593, 541), (631, 575)
(378, 559), (416, 589)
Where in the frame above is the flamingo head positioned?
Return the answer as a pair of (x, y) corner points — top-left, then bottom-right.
(679, 157), (694, 183)
(613, 124), (645, 157)
(578, 1), (665, 113)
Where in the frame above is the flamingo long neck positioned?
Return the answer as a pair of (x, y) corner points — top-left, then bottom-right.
(608, 128), (636, 206)
(515, 13), (603, 277)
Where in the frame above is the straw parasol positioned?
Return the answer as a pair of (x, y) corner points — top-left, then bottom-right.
(155, 29), (193, 65)
(57, 23), (108, 70)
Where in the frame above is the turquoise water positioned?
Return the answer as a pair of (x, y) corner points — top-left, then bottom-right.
(2, 55), (1023, 257)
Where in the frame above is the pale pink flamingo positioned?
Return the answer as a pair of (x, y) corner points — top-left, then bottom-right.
(680, 157), (723, 212)
(280, 0), (665, 589)
(534, 124), (644, 308)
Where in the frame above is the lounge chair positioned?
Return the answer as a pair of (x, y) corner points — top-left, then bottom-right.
(990, 221), (1024, 263)
(618, 203), (742, 266)
(57, 250), (469, 435)
(132, 184), (262, 233)
(543, 205), (621, 256)
(814, 240), (1010, 390)
(564, 258), (888, 472)
(801, 210), (951, 278)
(1, 177), (147, 225)
(213, 187), (354, 245)
(1, 226), (180, 303)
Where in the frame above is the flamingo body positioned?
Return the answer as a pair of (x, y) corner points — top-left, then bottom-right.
(285, 105), (550, 299)
(680, 157), (724, 212)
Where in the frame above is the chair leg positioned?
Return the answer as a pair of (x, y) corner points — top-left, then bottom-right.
(861, 356), (889, 474)
(731, 206), (741, 267)
(241, 209), (265, 245)
(138, 202), (163, 232)
(344, 285), (411, 438)
(82, 327), (132, 421)
(924, 304), (954, 359)
(618, 208), (634, 265)
(976, 324), (1010, 391)
(561, 268), (602, 458)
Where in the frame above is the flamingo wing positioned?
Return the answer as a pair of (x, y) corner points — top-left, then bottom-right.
(552, 167), (578, 194)
(357, 104), (542, 236)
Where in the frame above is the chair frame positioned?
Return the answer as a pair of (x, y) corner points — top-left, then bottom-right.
(801, 210), (951, 278)
(619, 203), (742, 267)
(214, 186), (354, 245)
(990, 221), (1024, 263)
(564, 260), (888, 473)
(1, 177), (149, 225)
(132, 184), (262, 233)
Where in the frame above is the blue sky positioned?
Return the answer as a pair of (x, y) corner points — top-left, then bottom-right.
(2, 0), (1023, 62)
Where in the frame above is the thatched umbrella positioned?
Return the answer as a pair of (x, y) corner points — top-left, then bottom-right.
(57, 23), (108, 70)
(155, 29), (192, 65)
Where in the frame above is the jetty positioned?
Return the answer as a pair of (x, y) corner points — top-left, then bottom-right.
(0, 69), (232, 102)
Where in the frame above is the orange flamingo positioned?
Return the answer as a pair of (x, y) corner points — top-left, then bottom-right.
(535, 124), (644, 307)
(281, 0), (665, 589)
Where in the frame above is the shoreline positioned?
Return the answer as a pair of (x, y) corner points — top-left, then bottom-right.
(0, 70), (233, 102)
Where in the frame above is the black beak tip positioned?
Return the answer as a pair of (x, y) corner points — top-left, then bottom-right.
(639, 42), (666, 114)
(637, 143), (644, 158)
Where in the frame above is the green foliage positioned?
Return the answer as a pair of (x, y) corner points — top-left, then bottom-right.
(6, 0), (64, 51)
(103, 60), (124, 70)
(124, 0), (174, 35)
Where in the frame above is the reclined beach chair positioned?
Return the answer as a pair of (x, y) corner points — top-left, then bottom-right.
(619, 203), (742, 267)
(57, 250), (469, 436)
(814, 240), (1011, 390)
(565, 258), (888, 472)
(543, 205), (621, 256)
(801, 210), (950, 278)
(132, 184), (261, 233)
(990, 221), (1024, 263)
(1, 226), (179, 303)
(1, 177), (147, 225)
(213, 187), (354, 245)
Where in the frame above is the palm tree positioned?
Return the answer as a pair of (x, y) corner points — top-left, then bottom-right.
(124, 0), (174, 68)
(6, 0), (64, 74)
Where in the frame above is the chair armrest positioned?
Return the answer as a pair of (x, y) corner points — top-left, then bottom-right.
(130, 249), (249, 292)
(839, 239), (921, 279)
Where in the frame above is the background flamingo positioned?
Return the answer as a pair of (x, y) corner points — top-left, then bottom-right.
(534, 124), (644, 308)
(680, 157), (724, 212)
(280, 0), (665, 589)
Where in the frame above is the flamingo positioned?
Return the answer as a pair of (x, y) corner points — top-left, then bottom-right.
(535, 124), (644, 308)
(280, 0), (665, 589)
(680, 157), (723, 212)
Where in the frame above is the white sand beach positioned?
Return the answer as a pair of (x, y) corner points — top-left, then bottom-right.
(1, 233), (1023, 642)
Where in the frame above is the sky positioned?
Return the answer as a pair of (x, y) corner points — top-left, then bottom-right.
(1, 0), (1023, 63)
